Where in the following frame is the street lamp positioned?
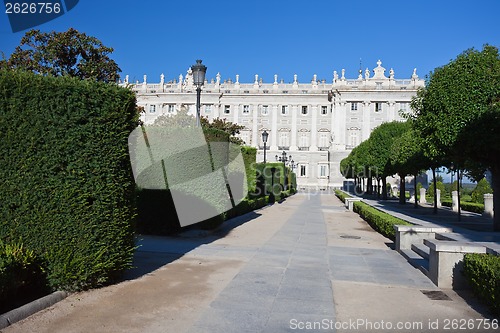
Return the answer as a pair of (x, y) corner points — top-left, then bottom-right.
(191, 59), (207, 127)
(276, 151), (292, 190)
(262, 130), (269, 163)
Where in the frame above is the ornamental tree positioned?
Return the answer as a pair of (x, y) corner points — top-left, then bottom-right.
(410, 45), (500, 229)
(1, 28), (121, 83)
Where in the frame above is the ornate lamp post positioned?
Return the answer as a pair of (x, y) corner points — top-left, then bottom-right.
(276, 151), (292, 190)
(191, 60), (207, 127)
(262, 130), (269, 163)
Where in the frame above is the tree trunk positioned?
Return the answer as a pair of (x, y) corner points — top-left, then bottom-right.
(399, 176), (406, 205)
(382, 177), (387, 200)
(492, 167), (500, 231)
(457, 169), (462, 222)
(414, 174), (418, 209)
(432, 168), (437, 215)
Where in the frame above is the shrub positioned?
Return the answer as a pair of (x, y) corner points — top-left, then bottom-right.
(441, 200), (484, 214)
(352, 201), (412, 240)
(471, 178), (493, 204)
(428, 181), (446, 197)
(463, 253), (500, 316)
(334, 189), (351, 203)
(0, 241), (48, 313)
(0, 70), (138, 291)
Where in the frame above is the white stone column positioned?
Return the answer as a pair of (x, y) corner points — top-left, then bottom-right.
(436, 189), (442, 208)
(388, 101), (396, 121)
(483, 194), (494, 218)
(233, 104), (240, 124)
(452, 190), (459, 212)
(290, 105), (298, 150)
(419, 188), (427, 204)
(310, 105), (318, 151)
(252, 105), (258, 148)
(270, 105), (278, 150)
(362, 101), (371, 141)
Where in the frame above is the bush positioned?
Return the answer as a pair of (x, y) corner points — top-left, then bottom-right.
(471, 178), (493, 204)
(463, 253), (500, 316)
(352, 201), (412, 240)
(428, 181), (446, 197)
(0, 241), (48, 313)
(334, 189), (351, 203)
(441, 200), (485, 214)
(0, 70), (138, 291)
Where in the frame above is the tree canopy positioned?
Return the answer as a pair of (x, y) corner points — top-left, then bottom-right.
(1, 28), (121, 83)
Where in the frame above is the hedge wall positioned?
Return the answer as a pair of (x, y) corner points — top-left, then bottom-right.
(0, 70), (138, 291)
(254, 163), (289, 197)
(353, 201), (412, 240)
(463, 253), (500, 316)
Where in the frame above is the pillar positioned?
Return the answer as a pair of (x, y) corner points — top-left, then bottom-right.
(483, 193), (494, 219)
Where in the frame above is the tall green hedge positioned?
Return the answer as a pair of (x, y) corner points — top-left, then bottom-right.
(463, 253), (500, 315)
(254, 163), (288, 197)
(240, 146), (257, 194)
(0, 70), (138, 291)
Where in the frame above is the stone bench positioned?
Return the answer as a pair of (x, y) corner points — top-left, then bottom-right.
(394, 225), (452, 251)
(344, 197), (362, 211)
(423, 239), (487, 289)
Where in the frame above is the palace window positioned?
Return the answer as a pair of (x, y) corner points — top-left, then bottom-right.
(301, 106), (308, 115)
(300, 165), (307, 177)
(319, 165), (328, 178)
(299, 132), (309, 148)
(281, 105), (289, 115)
(168, 104), (175, 113)
(375, 102), (383, 112)
(319, 132), (329, 148)
(261, 105), (269, 116)
(243, 105), (250, 114)
(278, 131), (290, 149)
(149, 105), (156, 113)
(205, 105), (212, 113)
(351, 102), (358, 111)
(321, 106), (328, 115)
(399, 102), (408, 112)
(224, 105), (231, 114)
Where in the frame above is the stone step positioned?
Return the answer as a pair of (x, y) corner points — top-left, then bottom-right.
(411, 243), (430, 260)
(400, 248), (429, 274)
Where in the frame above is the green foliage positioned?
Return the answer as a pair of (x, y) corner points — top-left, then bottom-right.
(0, 240), (47, 312)
(352, 201), (412, 240)
(1, 28), (120, 82)
(428, 181), (446, 197)
(441, 200), (485, 214)
(334, 189), (351, 203)
(0, 70), (138, 291)
(254, 163), (287, 197)
(463, 253), (500, 316)
(471, 178), (493, 204)
(240, 146), (257, 194)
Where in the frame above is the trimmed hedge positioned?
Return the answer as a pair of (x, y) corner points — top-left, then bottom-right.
(353, 201), (412, 240)
(0, 70), (138, 291)
(135, 139), (257, 234)
(441, 200), (485, 214)
(463, 253), (500, 316)
(334, 189), (351, 203)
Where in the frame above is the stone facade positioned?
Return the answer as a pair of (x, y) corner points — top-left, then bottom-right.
(123, 60), (425, 190)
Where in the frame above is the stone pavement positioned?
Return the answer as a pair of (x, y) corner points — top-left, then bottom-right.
(2, 193), (495, 333)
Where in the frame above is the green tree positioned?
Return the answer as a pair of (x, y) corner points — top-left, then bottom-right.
(368, 121), (410, 199)
(471, 178), (493, 204)
(0, 28), (120, 82)
(410, 45), (500, 228)
(390, 128), (429, 205)
(153, 106), (245, 145)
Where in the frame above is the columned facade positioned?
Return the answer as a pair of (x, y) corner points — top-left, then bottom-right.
(124, 60), (424, 190)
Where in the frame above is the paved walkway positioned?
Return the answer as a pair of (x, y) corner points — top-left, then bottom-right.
(3, 194), (495, 333)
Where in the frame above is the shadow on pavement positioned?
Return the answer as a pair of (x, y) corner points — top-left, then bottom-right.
(122, 210), (263, 281)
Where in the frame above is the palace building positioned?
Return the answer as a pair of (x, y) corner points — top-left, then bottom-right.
(122, 60), (425, 190)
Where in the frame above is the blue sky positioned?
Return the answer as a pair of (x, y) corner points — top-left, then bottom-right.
(1, 0), (499, 85)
